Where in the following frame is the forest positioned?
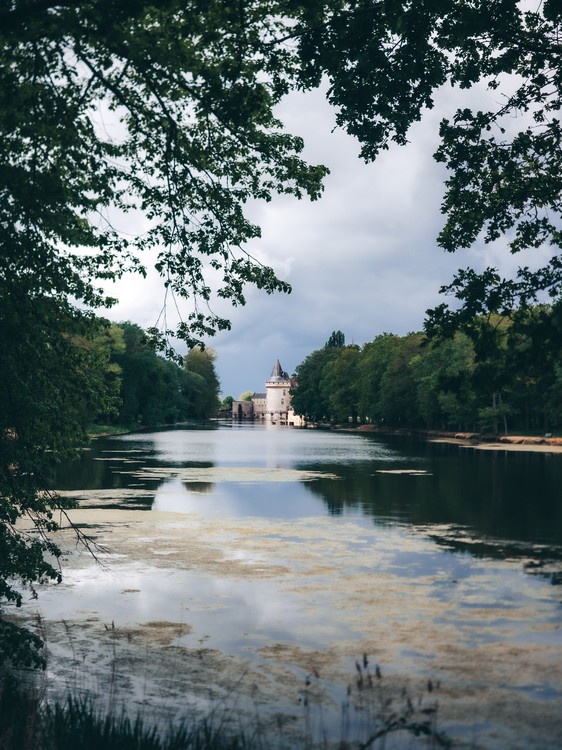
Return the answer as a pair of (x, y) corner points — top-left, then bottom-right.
(291, 307), (562, 434)
(86, 321), (221, 430)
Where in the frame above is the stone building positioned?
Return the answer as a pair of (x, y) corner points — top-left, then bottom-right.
(231, 359), (304, 426)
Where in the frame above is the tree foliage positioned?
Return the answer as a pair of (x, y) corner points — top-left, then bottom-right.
(292, 307), (562, 432)
(325, 330), (346, 348)
(358, 334), (401, 424)
(87, 322), (223, 426)
(0, 0), (333, 348)
(327, 345), (361, 423)
(291, 346), (340, 422)
(6, 1), (560, 342)
(220, 395), (234, 412)
(295, 0), (562, 325)
(183, 347), (221, 418)
(0, 293), (119, 666)
(111, 322), (189, 425)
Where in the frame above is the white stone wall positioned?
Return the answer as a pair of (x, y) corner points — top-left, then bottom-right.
(287, 407), (304, 427)
(265, 381), (290, 416)
(231, 400), (253, 418)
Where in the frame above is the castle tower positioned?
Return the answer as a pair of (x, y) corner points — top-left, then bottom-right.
(265, 358), (291, 423)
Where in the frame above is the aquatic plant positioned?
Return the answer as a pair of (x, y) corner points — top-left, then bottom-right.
(0, 653), (451, 750)
(299, 656), (451, 749)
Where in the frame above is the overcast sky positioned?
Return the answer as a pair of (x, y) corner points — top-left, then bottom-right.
(104, 81), (545, 399)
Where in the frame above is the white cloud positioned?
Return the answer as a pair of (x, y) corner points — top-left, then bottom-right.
(101, 79), (546, 398)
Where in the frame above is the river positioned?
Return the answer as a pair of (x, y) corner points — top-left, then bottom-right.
(19, 423), (562, 748)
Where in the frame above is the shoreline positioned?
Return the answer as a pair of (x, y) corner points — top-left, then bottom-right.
(90, 421), (562, 454)
(354, 425), (562, 453)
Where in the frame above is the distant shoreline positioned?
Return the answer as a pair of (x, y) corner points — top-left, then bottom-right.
(353, 425), (562, 453)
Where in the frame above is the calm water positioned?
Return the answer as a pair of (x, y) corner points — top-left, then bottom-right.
(45, 423), (562, 748)
(60, 422), (562, 555)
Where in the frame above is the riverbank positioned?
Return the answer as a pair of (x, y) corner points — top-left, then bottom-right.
(103, 419), (562, 454)
(353, 425), (562, 453)
(87, 420), (209, 439)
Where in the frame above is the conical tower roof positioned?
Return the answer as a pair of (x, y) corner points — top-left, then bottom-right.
(269, 358), (289, 382)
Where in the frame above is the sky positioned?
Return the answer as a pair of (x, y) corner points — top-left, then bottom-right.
(103, 81), (546, 399)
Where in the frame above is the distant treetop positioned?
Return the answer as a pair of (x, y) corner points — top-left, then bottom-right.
(326, 331), (346, 348)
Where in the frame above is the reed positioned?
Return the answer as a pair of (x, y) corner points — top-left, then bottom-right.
(0, 653), (451, 750)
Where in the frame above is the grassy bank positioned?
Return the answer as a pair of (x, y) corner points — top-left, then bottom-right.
(0, 673), (247, 750)
(86, 424), (135, 438)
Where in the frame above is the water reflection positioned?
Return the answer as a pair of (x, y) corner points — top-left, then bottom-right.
(43, 425), (562, 748)
(152, 476), (326, 518)
(57, 424), (562, 551)
(297, 437), (562, 547)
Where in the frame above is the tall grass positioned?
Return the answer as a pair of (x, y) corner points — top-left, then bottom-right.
(0, 674), (255, 750)
(0, 656), (452, 750)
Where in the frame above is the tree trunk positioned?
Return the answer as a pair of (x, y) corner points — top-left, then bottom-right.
(497, 392), (508, 435)
(492, 392), (498, 434)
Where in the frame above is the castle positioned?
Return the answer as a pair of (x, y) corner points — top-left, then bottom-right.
(231, 359), (304, 426)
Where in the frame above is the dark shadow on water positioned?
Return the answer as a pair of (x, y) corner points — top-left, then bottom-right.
(297, 434), (562, 547)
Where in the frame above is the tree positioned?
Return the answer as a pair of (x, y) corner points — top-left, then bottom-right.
(220, 395), (234, 412)
(328, 346), (361, 423)
(1, 1), (331, 662)
(378, 334), (423, 427)
(109, 322), (190, 425)
(13, 2), (561, 345)
(184, 347), (221, 418)
(294, 1), (562, 327)
(480, 303), (562, 432)
(0, 0), (332, 349)
(325, 330), (345, 348)
(0, 291), (118, 666)
(291, 344), (341, 422)
(358, 334), (401, 424)
(410, 333), (477, 431)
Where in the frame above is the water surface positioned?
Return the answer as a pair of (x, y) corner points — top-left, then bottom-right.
(37, 423), (562, 749)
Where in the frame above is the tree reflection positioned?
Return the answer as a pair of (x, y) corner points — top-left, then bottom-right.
(299, 438), (562, 547)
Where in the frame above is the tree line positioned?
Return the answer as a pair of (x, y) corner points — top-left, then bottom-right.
(292, 309), (562, 434)
(87, 321), (221, 430)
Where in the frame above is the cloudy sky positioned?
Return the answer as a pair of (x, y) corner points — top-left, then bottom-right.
(104, 81), (541, 399)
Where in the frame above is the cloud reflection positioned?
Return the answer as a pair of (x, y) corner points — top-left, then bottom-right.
(151, 475), (326, 518)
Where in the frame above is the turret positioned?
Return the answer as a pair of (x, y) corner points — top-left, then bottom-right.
(266, 358), (291, 421)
